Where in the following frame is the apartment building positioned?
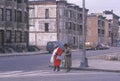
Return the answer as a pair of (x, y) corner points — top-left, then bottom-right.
(87, 14), (105, 46)
(117, 22), (120, 47)
(29, 0), (88, 49)
(87, 11), (119, 47)
(103, 10), (120, 46)
(0, 0), (29, 52)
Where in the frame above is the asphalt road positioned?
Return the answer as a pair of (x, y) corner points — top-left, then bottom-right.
(0, 71), (120, 81)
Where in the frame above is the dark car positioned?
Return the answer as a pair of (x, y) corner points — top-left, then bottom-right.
(46, 41), (64, 53)
(96, 44), (109, 50)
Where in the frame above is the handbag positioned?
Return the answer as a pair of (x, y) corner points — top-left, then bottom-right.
(57, 56), (62, 60)
(60, 60), (65, 68)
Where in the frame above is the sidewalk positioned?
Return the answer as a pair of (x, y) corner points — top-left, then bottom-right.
(71, 54), (120, 72)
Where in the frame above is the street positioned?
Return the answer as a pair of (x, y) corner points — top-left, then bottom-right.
(0, 47), (120, 81)
(0, 70), (120, 81)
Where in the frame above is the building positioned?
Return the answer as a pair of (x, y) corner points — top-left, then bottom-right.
(117, 22), (120, 47)
(87, 13), (107, 46)
(103, 10), (120, 46)
(0, 0), (29, 53)
(29, 0), (88, 49)
(86, 11), (119, 47)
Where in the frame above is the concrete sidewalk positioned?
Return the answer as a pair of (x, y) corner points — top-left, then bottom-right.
(71, 55), (120, 72)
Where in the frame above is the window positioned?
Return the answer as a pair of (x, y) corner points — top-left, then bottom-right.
(7, 0), (12, 1)
(68, 10), (71, 18)
(98, 29), (100, 34)
(24, 0), (28, 4)
(6, 9), (12, 21)
(24, 31), (28, 42)
(15, 31), (17, 42)
(102, 29), (104, 34)
(59, 8), (64, 17)
(79, 25), (83, 35)
(17, 11), (22, 22)
(14, 10), (17, 21)
(6, 30), (12, 43)
(98, 20), (101, 26)
(109, 31), (111, 37)
(0, 8), (3, 21)
(45, 23), (49, 32)
(65, 22), (68, 29)
(17, 0), (22, 3)
(69, 22), (72, 29)
(102, 21), (105, 26)
(17, 31), (22, 43)
(24, 12), (28, 23)
(45, 9), (49, 19)
(80, 14), (82, 20)
(73, 23), (76, 31)
(73, 37), (75, 44)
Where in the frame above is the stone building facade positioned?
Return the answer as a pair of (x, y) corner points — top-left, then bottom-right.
(0, 0), (29, 52)
(29, 0), (88, 49)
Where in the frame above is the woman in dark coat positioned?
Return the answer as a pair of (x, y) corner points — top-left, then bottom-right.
(64, 44), (72, 72)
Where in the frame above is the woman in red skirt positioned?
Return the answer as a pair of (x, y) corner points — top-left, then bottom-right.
(53, 45), (63, 72)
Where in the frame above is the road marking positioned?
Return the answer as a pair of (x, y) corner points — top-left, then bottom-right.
(0, 70), (52, 78)
(0, 70), (109, 78)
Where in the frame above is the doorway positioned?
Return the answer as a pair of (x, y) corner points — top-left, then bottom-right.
(0, 30), (4, 46)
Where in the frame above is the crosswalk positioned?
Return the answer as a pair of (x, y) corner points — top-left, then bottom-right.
(0, 70), (103, 78)
(0, 70), (53, 78)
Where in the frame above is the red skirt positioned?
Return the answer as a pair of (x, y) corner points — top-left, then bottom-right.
(54, 55), (61, 67)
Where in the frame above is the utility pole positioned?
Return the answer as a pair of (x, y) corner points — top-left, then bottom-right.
(80, 0), (88, 68)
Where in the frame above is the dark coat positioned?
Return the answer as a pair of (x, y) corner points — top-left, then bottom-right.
(64, 47), (72, 68)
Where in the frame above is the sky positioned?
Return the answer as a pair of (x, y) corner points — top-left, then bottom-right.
(29, 0), (120, 16)
(68, 0), (120, 16)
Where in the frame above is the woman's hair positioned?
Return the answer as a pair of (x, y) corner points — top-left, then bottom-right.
(64, 43), (68, 47)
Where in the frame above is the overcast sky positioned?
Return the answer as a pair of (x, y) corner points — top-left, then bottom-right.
(29, 0), (120, 16)
(68, 0), (120, 16)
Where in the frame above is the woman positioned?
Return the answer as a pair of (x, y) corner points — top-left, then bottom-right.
(64, 44), (72, 72)
(51, 45), (63, 72)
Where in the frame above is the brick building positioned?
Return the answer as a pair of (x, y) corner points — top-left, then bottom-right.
(86, 11), (119, 47)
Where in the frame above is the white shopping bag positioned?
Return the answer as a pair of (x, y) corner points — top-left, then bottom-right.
(50, 47), (58, 63)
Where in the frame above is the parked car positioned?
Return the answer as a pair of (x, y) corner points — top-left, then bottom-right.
(96, 44), (110, 50)
(46, 41), (64, 53)
(27, 45), (40, 52)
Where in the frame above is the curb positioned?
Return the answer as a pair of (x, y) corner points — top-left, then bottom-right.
(49, 65), (120, 73)
(71, 67), (120, 73)
(0, 51), (48, 57)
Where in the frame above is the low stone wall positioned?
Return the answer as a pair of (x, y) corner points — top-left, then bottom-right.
(104, 54), (120, 61)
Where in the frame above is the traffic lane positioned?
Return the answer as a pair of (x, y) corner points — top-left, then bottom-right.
(0, 54), (51, 72)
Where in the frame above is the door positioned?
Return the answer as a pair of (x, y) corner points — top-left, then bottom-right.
(0, 30), (4, 46)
